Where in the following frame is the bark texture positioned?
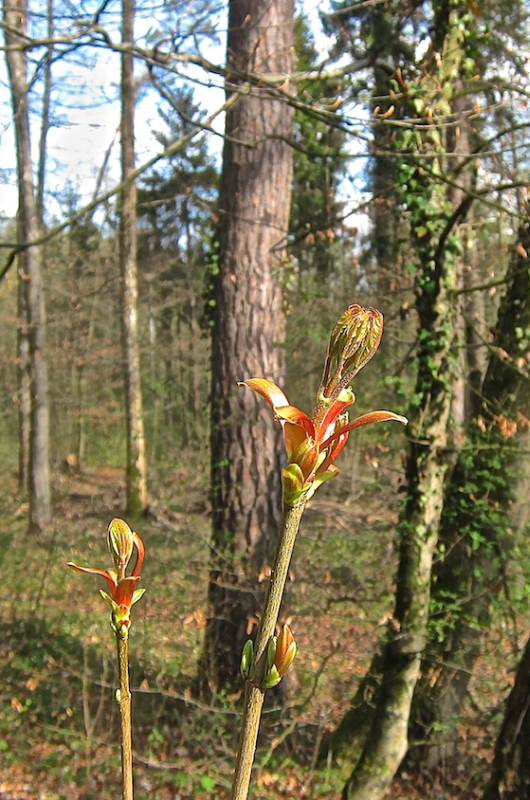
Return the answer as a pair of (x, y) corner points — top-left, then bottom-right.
(201, 0), (294, 694)
(17, 243), (31, 493)
(342, 264), (459, 800)
(413, 221), (530, 765)
(120, 0), (148, 516)
(4, 0), (51, 530)
(483, 634), (530, 800)
(341, 9), (469, 797)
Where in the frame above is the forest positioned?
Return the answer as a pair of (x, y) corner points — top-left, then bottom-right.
(1, 0), (530, 798)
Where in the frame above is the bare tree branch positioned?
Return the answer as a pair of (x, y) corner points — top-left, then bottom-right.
(0, 93), (239, 280)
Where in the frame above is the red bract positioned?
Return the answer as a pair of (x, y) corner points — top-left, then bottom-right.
(240, 305), (407, 505)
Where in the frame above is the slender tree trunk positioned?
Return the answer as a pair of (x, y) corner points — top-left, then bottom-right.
(36, 0), (53, 224)
(120, 0), (148, 515)
(4, 0), (51, 530)
(184, 201), (202, 426)
(200, 0), (294, 695)
(17, 247), (31, 493)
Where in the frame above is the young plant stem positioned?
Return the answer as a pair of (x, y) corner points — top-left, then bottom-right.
(230, 500), (307, 800)
(117, 635), (133, 800)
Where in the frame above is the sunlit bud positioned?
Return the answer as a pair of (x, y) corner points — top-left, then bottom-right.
(267, 636), (277, 671)
(273, 624), (297, 678)
(100, 590), (131, 639)
(322, 305), (384, 398)
(107, 518), (135, 575)
(241, 639), (254, 680)
(261, 665), (281, 690)
(281, 463), (307, 507)
(68, 520), (145, 639)
(335, 305), (383, 374)
(259, 626), (298, 690)
(240, 302), (405, 507)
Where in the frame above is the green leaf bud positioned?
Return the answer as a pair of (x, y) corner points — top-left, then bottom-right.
(240, 639), (254, 680)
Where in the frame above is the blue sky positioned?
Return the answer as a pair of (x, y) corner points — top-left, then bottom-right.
(0, 0), (369, 229)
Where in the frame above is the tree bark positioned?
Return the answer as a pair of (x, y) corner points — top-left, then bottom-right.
(342, 267), (459, 800)
(341, 8), (469, 797)
(200, 0), (294, 695)
(16, 245), (31, 494)
(413, 220), (530, 766)
(4, 0), (51, 530)
(120, 0), (148, 516)
(36, 0), (53, 225)
(483, 633), (530, 800)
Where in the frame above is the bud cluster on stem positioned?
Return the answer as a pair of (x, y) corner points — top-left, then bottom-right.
(231, 305), (407, 800)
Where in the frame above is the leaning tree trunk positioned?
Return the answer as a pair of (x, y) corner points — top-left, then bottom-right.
(200, 0), (294, 695)
(341, 10), (471, 799)
(120, 0), (148, 516)
(483, 631), (530, 800)
(412, 219), (530, 765)
(4, 0), (51, 531)
(342, 238), (460, 800)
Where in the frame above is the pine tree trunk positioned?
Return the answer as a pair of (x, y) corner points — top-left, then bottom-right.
(200, 0), (294, 695)
(4, 0), (51, 531)
(120, 0), (148, 516)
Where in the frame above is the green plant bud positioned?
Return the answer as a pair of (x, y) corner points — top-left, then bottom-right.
(325, 305), (384, 392)
(107, 518), (135, 574)
(282, 464), (308, 506)
(240, 639), (254, 680)
(112, 614), (129, 639)
(267, 636), (277, 670)
(261, 665), (281, 690)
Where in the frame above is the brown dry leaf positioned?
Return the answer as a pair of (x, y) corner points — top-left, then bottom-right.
(498, 415), (517, 439)
(258, 772), (278, 788)
(11, 698), (23, 713)
(193, 608), (205, 628)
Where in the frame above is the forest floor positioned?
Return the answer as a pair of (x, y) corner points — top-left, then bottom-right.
(0, 454), (520, 800)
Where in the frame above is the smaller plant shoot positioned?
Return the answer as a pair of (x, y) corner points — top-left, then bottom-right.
(68, 518), (146, 800)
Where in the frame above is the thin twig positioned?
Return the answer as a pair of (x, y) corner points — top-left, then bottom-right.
(230, 500), (307, 800)
(117, 635), (133, 800)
